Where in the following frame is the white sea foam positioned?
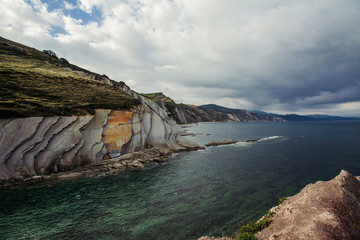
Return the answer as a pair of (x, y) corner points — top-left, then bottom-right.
(233, 136), (284, 146)
(207, 136), (285, 148)
(234, 141), (252, 147)
(259, 135), (283, 141)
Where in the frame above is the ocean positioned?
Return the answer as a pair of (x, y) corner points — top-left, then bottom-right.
(0, 121), (359, 239)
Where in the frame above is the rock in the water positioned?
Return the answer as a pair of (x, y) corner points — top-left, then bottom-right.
(57, 172), (83, 179)
(205, 140), (238, 147)
(112, 162), (125, 169)
(128, 160), (144, 168)
(153, 157), (168, 163)
(242, 139), (260, 143)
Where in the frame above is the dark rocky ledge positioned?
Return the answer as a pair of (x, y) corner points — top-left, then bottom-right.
(205, 140), (238, 147)
(242, 139), (260, 143)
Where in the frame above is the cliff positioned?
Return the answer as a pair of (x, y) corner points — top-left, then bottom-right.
(142, 93), (285, 124)
(0, 36), (200, 181)
(199, 170), (360, 240)
(0, 107), (199, 180)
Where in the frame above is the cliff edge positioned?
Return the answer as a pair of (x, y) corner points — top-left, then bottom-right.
(199, 170), (360, 240)
(256, 170), (360, 240)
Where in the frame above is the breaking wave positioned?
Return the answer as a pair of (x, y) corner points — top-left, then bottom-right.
(258, 135), (283, 141)
(233, 136), (285, 146)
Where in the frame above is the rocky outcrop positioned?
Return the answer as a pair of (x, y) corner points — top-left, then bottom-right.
(0, 107), (201, 180)
(205, 140), (238, 147)
(256, 170), (360, 240)
(198, 170), (360, 240)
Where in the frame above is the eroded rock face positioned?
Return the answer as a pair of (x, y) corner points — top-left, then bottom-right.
(102, 111), (133, 158)
(256, 170), (360, 240)
(0, 106), (200, 180)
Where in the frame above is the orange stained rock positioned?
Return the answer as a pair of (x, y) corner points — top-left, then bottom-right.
(102, 111), (133, 152)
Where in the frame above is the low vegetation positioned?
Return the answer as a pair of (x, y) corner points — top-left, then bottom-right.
(141, 92), (163, 98)
(231, 196), (288, 239)
(141, 92), (182, 122)
(0, 37), (139, 118)
(234, 210), (275, 240)
(278, 197), (287, 204)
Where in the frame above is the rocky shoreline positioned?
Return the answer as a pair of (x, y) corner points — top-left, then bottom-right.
(0, 146), (204, 190)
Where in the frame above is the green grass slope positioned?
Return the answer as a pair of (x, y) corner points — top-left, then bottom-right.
(0, 36), (139, 118)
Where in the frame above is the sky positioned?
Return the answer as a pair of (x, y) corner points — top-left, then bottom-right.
(1, 0), (360, 116)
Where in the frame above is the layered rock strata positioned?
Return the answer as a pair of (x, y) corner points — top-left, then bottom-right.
(0, 106), (201, 180)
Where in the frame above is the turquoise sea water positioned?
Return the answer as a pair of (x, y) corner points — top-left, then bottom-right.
(1, 122), (360, 239)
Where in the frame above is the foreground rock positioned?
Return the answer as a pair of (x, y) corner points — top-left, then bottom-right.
(256, 170), (360, 240)
(205, 140), (238, 147)
(199, 170), (360, 240)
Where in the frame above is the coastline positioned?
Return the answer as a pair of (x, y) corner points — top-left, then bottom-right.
(0, 145), (204, 190)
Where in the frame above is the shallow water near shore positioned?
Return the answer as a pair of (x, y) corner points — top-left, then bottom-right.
(1, 122), (360, 239)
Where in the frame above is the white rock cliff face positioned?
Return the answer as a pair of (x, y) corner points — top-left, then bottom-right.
(0, 101), (199, 180)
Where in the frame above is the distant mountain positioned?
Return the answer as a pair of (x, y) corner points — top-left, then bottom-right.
(302, 114), (360, 121)
(281, 114), (314, 121)
(249, 111), (360, 122)
(249, 110), (273, 116)
(303, 114), (360, 121)
(142, 93), (285, 124)
(200, 104), (239, 114)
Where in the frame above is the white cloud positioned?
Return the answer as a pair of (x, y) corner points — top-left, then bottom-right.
(64, 1), (76, 10)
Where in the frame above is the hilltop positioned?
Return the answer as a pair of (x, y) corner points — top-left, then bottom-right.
(0, 36), (139, 118)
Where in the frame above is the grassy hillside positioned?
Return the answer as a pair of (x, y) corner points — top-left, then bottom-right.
(200, 104), (240, 113)
(141, 92), (182, 122)
(0, 36), (139, 118)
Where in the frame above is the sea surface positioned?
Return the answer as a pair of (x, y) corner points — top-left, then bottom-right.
(1, 122), (360, 240)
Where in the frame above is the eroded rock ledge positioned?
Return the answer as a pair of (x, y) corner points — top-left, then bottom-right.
(205, 140), (238, 147)
(0, 146), (202, 189)
(199, 170), (360, 240)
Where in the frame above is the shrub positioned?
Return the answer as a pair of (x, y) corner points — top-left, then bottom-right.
(235, 210), (275, 240)
(278, 197), (287, 204)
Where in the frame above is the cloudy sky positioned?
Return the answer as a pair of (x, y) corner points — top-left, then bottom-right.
(1, 0), (360, 116)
